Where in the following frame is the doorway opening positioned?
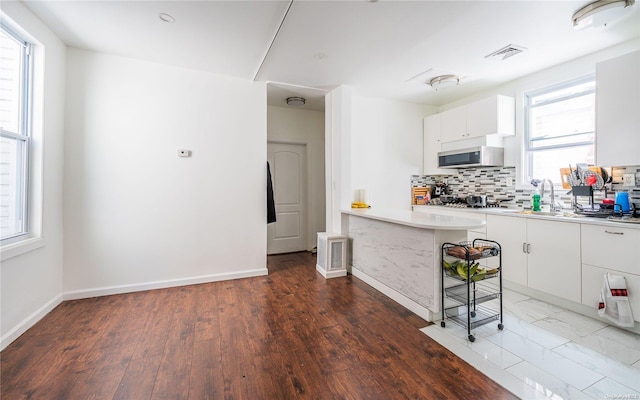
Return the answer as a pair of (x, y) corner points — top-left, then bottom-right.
(266, 82), (327, 255)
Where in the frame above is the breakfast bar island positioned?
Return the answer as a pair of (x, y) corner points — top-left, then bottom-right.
(341, 209), (485, 321)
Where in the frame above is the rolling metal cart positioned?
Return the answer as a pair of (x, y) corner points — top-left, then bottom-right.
(440, 239), (503, 342)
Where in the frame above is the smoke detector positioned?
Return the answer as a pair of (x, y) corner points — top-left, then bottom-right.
(485, 44), (527, 61)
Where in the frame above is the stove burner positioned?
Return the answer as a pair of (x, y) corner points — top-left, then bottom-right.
(444, 203), (469, 208)
(443, 202), (501, 209)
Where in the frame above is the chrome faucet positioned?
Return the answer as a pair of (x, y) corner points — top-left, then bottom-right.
(540, 179), (563, 212)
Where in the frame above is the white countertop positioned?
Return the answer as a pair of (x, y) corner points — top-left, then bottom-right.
(342, 208), (485, 230)
(412, 205), (640, 230)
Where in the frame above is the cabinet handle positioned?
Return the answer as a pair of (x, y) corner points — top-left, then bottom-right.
(527, 243), (532, 254)
(522, 243), (527, 253)
(604, 230), (624, 235)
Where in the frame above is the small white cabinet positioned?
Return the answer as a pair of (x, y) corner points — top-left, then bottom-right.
(466, 95), (515, 138)
(486, 214), (581, 303)
(581, 224), (640, 275)
(581, 224), (640, 322)
(582, 265), (640, 323)
(526, 219), (581, 303)
(596, 50), (640, 167)
(486, 215), (528, 286)
(440, 95), (515, 143)
(423, 114), (449, 175)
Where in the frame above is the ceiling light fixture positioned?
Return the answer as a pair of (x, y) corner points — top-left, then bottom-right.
(286, 97), (306, 106)
(572, 0), (635, 29)
(428, 75), (460, 91)
(158, 13), (175, 23)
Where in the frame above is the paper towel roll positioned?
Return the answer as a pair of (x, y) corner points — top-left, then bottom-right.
(359, 189), (369, 204)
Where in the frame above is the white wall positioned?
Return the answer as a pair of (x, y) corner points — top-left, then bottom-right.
(0, 2), (66, 349)
(326, 86), (352, 234)
(267, 105), (325, 250)
(63, 49), (268, 297)
(350, 96), (429, 211)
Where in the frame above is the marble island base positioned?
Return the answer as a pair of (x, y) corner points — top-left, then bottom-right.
(341, 209), (485, 321)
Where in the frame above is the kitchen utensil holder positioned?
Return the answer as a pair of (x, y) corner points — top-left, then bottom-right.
(571, 185), (594, 207)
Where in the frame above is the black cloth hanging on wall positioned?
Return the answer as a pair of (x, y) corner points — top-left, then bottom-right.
(267, 162), (277, 224)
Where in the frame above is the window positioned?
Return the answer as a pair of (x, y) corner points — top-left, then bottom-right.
(524, 75), (595, 185)
(0, 24), (32, 243)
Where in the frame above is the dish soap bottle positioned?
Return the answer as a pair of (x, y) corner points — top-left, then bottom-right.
(531, 180), (541, 212)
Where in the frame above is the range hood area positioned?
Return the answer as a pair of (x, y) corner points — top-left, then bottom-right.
(437, 146), (504, 168)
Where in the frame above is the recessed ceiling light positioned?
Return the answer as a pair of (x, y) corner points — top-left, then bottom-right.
(286, 97), (306, 106)
(159, 13), (175, 23)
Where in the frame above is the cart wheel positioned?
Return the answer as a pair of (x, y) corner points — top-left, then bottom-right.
(498, 323), (504, 330)
(470, 311), (476, 318)
(440, 321), (446, 328)
(468, 335), (475, 342)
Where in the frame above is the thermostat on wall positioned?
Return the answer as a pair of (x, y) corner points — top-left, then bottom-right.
(177, 149), (191, 157)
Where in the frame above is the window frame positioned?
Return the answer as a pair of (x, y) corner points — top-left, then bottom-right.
(1, 22), (33, 245)
(523, 74), (596, 185)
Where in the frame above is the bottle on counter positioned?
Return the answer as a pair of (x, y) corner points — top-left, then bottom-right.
(531, 180), (541, 211)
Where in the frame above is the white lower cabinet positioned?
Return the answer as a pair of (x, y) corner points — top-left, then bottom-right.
(581, 224), (640, 274)
(526, 219), (581, 303)
(486, 214), (527, 286)
(581, 224), (640, 322)
(582, 264), (640, 323)
(419, 210), (640, 313)
(486, 215), (581, 303)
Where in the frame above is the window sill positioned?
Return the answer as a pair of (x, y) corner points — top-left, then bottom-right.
(1, 236), (45, 262)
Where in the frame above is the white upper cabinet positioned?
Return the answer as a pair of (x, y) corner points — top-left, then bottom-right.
(423, 114), (450, 175)
(596, 50), (640, 167)
(466, 95), (515, 138)
(441, 106), (467, 143)
(440, 95), (515, 143)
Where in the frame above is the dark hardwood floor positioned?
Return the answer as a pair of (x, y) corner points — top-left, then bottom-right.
(1, 252), (516, 399)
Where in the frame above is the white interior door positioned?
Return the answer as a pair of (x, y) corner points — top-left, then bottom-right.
(267, 142), (307, 255)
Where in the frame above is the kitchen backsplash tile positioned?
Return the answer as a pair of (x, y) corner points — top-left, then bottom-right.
(411, 166), (640, 210)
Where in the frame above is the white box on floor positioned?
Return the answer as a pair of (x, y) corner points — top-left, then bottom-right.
(316, 233), (347, 279)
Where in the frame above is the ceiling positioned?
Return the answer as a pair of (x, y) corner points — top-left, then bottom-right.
(19, 0), (640, 112)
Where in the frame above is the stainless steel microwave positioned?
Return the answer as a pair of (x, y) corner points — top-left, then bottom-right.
(437, 146), (504, 168)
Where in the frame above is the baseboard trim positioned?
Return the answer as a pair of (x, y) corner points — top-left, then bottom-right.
(350, 267), (433, 322)
(1, 293), (63, 351)
(62, 268), (269, 301)
(316, 264), (347, 279)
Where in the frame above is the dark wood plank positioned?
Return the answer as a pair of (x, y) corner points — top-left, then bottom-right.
(1, 251), (517, 400)
(113, 355), (162, 400)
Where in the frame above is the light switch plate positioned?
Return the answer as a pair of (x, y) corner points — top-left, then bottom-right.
(622, 173), (636, 186)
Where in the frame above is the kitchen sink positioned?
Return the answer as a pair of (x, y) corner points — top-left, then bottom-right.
(515, 210), (565, 216)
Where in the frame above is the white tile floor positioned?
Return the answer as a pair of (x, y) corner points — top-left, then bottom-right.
(421, 289), (640, 400)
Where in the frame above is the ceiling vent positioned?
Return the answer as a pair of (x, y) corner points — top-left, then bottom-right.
(485, 44), (527, 61)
